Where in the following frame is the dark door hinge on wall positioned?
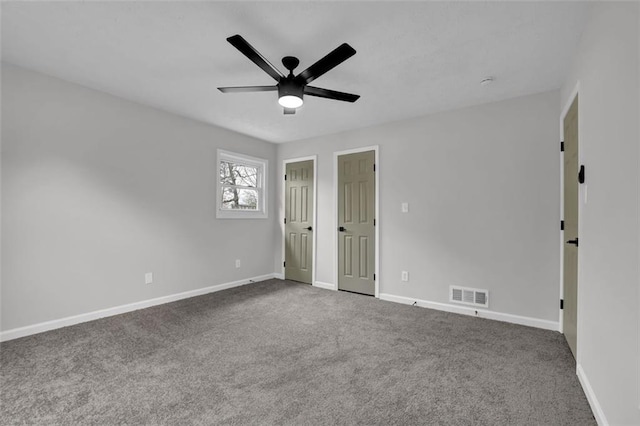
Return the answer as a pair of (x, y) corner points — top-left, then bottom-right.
(578, 165), (585, 184)
(284, 174), (287, 180)
(283, 261), (286, 267)
(373, 164), (376, 172)
(560, 141), (565, 152)
(373, 274), (376, 281)
(284, 218), (287, 224)
(560, 220), (564, 231)
(560, 299), (564, 310)
(374, 219), (376, 226)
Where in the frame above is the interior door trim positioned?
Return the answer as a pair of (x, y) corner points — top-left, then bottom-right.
(333, 145), (380, 298)
(281, 155), (317, 286)
(559, 82), (580, 360)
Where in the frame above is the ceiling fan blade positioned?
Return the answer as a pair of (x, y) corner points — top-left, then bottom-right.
(304, 86), (360, 102)
(218, 86), (277, 93)
(283, 108), (296, 115)
(296, 43), (356, 84)
(226, 35), (284, 82)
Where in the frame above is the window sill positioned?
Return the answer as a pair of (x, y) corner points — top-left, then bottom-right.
(216, 210), (268, 219)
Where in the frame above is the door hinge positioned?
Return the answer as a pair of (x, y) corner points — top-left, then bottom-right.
(283, 261), (286, 267)
(560, 299), (564, 310)
(373, 164), (376, 172)
(374, 219), (376, 226)
(284, 218), (287, 224)
(560, 220), (564, 231)
(284, 174), (287, 180)
(373, 273), (376, 281)
(578, 165), (585, 184)
(560, 141), (564, 152)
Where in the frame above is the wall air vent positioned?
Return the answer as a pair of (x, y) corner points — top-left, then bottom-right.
(450, 286), (489, 308)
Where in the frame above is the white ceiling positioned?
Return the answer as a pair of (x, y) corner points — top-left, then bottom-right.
(1, 1), (589, 143)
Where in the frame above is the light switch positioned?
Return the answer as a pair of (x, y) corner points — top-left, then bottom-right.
(145, 272), (153, 285)
(401, 202), (409, 213)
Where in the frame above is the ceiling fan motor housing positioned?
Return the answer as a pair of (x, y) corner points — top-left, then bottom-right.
(278, 77), (304, 101)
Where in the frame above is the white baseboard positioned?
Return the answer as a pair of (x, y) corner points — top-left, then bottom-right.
(273, 272), (284, 280)
(577, 363), (608, 426)
(0, 273), (277, 342)
(378, 293), (560, 331)
(313, 281), (336, 291)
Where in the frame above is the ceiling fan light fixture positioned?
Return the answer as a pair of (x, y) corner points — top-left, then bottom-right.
(278, 95), (304, 109)
(278, 79), (304, 109)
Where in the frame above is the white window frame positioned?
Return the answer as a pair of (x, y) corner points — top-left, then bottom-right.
(216, 149), (268, 219)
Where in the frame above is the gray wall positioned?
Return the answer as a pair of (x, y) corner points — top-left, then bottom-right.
(0, 64), (565, 334)
(277, 90), (561, 323)
(1, 64), (278, 331)
(560, 2), (639, 424)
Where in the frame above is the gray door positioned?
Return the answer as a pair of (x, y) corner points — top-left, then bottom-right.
(563, 95), (579, 358)
(285, 160), (314, 284)
(337, 151), (375, 295)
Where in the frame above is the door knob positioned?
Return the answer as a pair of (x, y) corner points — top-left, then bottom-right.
(338, 226), (346, 232)
(305, 226), (313, 231)
(566, 238), (579, 247)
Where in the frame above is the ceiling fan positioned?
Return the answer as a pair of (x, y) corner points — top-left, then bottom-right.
(218, 35), (360, 115)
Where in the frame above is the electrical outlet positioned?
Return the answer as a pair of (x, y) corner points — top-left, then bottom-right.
(145, 272), (153, 285)
(235, 259), (241, 268)
(401, 202), (409, 213)
(401, 271), (409, 282)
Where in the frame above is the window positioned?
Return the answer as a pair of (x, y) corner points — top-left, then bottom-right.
(217, 150), (268, 219)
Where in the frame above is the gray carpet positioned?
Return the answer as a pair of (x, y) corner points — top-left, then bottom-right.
(1, 279), (594, 425)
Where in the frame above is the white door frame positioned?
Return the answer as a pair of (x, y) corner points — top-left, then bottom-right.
(333, 146), (380, 298)
(281, 155), (318, 286)
(559, 82), (581, 363)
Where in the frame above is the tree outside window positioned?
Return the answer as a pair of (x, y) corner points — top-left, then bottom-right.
(220, 161), (259, 210)
(217, 151), (267, 218)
